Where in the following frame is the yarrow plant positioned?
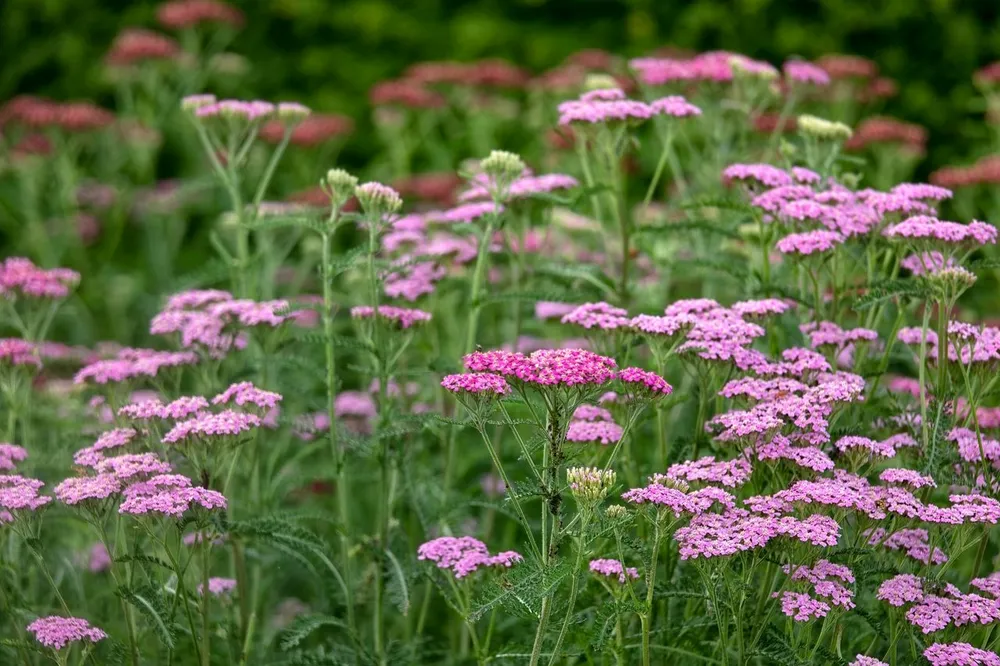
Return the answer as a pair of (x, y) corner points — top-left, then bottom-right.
(6, 23), (1000, 666)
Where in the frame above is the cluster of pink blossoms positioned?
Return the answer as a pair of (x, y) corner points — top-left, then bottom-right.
(151, 289), (289, 354)
(0, 474), (52, 516)
(866, 528), (947, 565)
(0, 257), (79, 299)
(350, 305), (432, 329)
(118, 396), (209, 421)
(0, 443), (28, 471)
(561, 302), (630, 331)
(73, 347), (198, 385)
(0, 338), (41, 368)
(589, 558), (638, 584)
(776, 560), (855, 622)
(557, 87), (700, 125)
(212, 381), (283, 411)
(118, 473), (226, 518)
(459, 170), (578, 202)
(464, 348), (617, 387)
(441, 372), (511, 396)
(197, 577), (237, 596)
(566, 402), (622, 444)
(163, 410), (262, 444)
(663, 456), (752, 488)
(26, 616), (106, 650)
(630, 51), (778, 86)
(417, 536), (522, 579)
(879, 573), (1000, 634)
(923, 643), (1000, 666)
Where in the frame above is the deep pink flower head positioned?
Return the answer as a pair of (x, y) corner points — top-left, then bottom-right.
(0, 339), (41, 368)
(649, 95), (702, 117)
(665, 456), (751, 488)
(884, 216), (997, 246)
(441, 373), (510, 395)
(630, 313), (695, 337)
(778, 591), (830, 621)
(557, 97), (654, 125)
(73, 348), (198, 385)
(617, 367), (672, 396)
(0, 443), (28, 471)
(157, 0), (245, 29)
(464, 348), (616, 387)
(784, 60), (831, 85)
(877, 574), (926, 607)
(74, 428), (138, 468)
(835, 435), (896, 458)
(573, 404), (613, 422)
(26, 616), (106, 650)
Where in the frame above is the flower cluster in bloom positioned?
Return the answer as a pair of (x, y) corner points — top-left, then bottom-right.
(867, 528), (947, 565)
(163, 410), (262, 444)
(95, 453), (172, 481)
(118, 396), (209, 421)
(557, 88), (656, 125)
(923, 643), (1000, 666)
(350, 305), (431, 329)
(417, 536), (523, 579)
(0, 444), (28, 471)
(118, 483), (227, 518)
(73, 348), (198, 385)
(197, 577), (237, 596)
(212, 382), (282, 411)
(464, 348), (617, 387)
(617, 367), (673, 397)
(566, 420), (623, 444)
(589, 558), (638, 584)
(26, 616), (106, 650)
(0, 475), (52, 513)
(441, 372), (510, 396)
(561, 302), (630, 331)
(0, 338), (41, 368)
(674, 509), (840, 559)
(663, 457), (752, 488)
(54, 474), (122, 506)
(0, 257), (80, 299)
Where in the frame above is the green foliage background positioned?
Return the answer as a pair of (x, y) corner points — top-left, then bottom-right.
(3, 0), (1000, 172)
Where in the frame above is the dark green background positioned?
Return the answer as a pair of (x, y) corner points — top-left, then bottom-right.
(3, 0), (1000, 171)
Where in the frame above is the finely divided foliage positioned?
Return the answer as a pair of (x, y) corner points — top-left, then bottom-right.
(3, 11), (1000, 666)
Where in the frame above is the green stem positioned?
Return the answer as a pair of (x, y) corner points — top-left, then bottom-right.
(547, 519), (588, 666)
(201, 537), (211, 666)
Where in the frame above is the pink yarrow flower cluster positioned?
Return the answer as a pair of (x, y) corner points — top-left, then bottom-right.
(923, 643), (1000, 666)
(464, 348), (617, 387)
(664, 456), (752, 488)
(350, 305), (431, 329)
(557, 88), (657, 125)
(118, 478), (226, 517)
(417, 536), (523, 578)
(212, 381), (282, 410)
(198, 577), (237, 596)
(562, 302), (630, 331)
(589, 558), (639, 583)
(0, 257), (79, 298)
(73, 348), (198, 385)
(0, 443), (28, 471)
(26, 616), (106, 650)
(163, 410), (262, 444)
(441, 373), (510, 396)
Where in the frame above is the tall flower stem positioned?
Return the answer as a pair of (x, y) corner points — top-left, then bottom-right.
(99, 522), (140, 666)
(547, 515), (589, 666)
(462, 211), (500, 356)
(200, 537), (211, 666)
(319, 208), (357, 645)
(641, 521), (663, 666)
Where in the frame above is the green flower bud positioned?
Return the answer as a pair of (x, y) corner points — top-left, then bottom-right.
(798, 114), (853, 141)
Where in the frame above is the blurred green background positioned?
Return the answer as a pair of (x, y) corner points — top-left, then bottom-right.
(2, 0), (1000, 171)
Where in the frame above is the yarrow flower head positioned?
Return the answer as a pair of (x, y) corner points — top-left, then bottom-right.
(119, 484), (227, 518)
(776, 230), (844, 256)
(54, 474), (122, 506)
(797, 114), (853, 140)
(350, 305), (431, 329)
(478, 150), (526, 198)
(923, 643), (1000, 666)
(464, 348), (617, 388)
(441, 373), (510, 396)
(417, 536), (523, 579)
(567, 420), (623, 445)
(0, 474), (52, 514)
(163, 410), (262, 444)
(616, 367), (673, 400)
(0, 443), (28, 471)
(0, 257), (80, 299)
(212, 381), (283, 411)
(26, 616), (106, 651)
(589, 558), (639, 584)
(562, 302), (630, 331)
(665, 456), (752, 488)
(566, 467), (616, 504)
(354, 182), (403, 218)
(197, 577), (237, 596)
(323, 169), (359, 207)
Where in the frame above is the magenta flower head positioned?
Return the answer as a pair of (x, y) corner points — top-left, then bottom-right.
(784, 60), (831, 86)
(650, 95), (702, 117)
(722, 163), (792, 190)
(0, 443), (28, 471)
(617, 367), (672, 401)
(567, 420), (623, 445)
(0, 339), (41, 369)
(589, 558), (639, 584)
(441, 372), (509, 396)
(557, 96), (654, 126)
(884, 215), (998, 251)
(417, 536), (523, 578)
(0, 257), (80, 299)
(74, 428), (139, 468)
(198, 577), (237, 597)
(730, 298), (792, 320)
(350, 305), (431, 330)
(464, 348), (617, 390)
(923, 643), (1000, 666)
(96, 453), (172, 481)
(26, 616), (106, 651)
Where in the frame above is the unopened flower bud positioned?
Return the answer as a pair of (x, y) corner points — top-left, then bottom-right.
(354, 182), (402, 218)
(584, 73), (619, 91)
(325, 169), (359, 207)
(181, 94), (216, 112)
(605, 504), (628, 520)
(277, 102), (311, 122)
(798, 114), (853, 141)
(567, 466), (616, 505)
(480, 150), (525, 201)
(927, 266), (978, 295)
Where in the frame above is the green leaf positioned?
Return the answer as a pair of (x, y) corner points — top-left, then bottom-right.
(245, 215), (326, 233)
(279, 614), (349, 651)
(635, 219), (742, 239)
(118, 585), (176, 649)
(853, 279), (931, 310)
(384, 549), (410, 616)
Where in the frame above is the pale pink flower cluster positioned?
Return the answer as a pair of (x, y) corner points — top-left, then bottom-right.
(0, 443), (28, 471)
(664, 456), (752, 488)
(417, 536), (523, 579)
(0, 257), (79, 299)
(866, 528), (947, 565)
(350, 305), (432, 329)
(923, 643), (1000, 666)
(589, 558), (639, 583)
(212, 381), (283, 410)
(631, 51), (776, 85)
(197, 577), (237, 596)
(73, 348), (198, 385)
(441, 373), (510, 396)
(561, 302), (630, 331)
(26, 616), (106, 650)
(163, 410), (262, 444)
